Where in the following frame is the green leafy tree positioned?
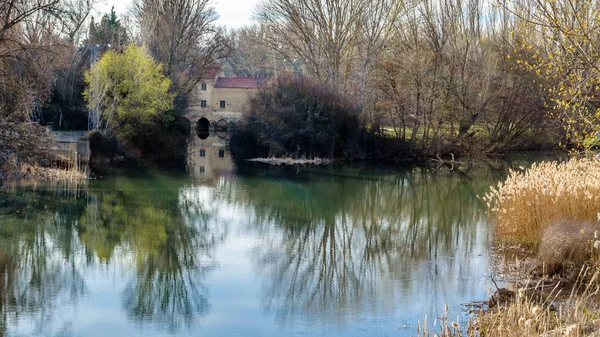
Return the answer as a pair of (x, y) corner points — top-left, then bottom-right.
(84, 44), (174, 142)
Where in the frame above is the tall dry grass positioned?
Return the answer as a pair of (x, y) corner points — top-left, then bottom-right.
(483, 158), (600, 249)
(33, 162), (89, 181)
(0, 156), (88, 181)
(418, 268), (600, 337)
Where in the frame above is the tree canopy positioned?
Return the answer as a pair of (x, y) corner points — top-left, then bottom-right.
(87, 6), (128, 47)
(84, 44), (174, 141)
(509, 0), (600, 150)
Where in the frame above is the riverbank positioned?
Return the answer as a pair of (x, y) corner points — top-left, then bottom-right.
(0, 164), (88, 181)
(419, 261), (600, 337)
(419, 157), (600, 336)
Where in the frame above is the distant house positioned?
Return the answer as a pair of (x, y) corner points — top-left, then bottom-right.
(193, 69), (272, 114)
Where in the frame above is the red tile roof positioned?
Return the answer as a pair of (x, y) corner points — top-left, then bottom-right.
(214, 77), (273, 89)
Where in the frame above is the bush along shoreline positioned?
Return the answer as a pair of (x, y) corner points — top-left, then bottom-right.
(417, 157), (600, 337)
(229, 76), (561, 167)
(0, 133), (89, 182)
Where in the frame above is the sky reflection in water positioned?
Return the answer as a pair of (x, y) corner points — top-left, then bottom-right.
(0, 143), (538, 337)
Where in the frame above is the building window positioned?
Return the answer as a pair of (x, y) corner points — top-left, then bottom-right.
(201, 83), (207, 91)
(199, 165), (205, 173)
(218, 149), (225, 158)
(199, 149), (206, 157)
(220, 100), (226, 109)
(201, 100), (207, 107)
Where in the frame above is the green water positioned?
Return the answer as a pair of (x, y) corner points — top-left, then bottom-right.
(0, 149), (558, 337)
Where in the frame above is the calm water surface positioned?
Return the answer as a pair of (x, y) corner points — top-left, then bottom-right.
(0, 137), (557, 337)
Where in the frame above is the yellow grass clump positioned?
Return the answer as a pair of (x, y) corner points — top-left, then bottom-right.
(483, 158), (600, 249)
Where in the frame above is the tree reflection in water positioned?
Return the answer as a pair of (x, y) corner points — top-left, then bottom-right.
(219, 166), (501, 323)
(0, 174), (226, 334)
(0, 182), (87, 336)
(80, 176), (226, 331)
(0, 161), (529, 335)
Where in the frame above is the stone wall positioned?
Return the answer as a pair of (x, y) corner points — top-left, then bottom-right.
(192, 80), (258, 113)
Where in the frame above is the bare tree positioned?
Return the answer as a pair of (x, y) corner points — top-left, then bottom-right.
(132, 0), (231, 106)
(257, 0), (369, 90)
(221, 25), (284, 78)
(0, 0), (68, 171)
(358, 0), (406, 87)
(60, 0), (97, 44)
(0, 0), (60, 41)
(371, 0), (553, 155)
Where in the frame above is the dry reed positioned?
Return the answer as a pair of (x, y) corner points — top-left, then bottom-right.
(0, 161), (88, 181)
(418, 158), (600, 337)
(483, 158), (600, 249)
(417, 268), (600, 337)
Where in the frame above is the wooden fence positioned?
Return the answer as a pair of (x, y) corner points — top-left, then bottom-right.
(51, 131), (91, 163)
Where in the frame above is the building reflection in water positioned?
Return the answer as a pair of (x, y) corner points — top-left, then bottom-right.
(187, 130), (234, 180)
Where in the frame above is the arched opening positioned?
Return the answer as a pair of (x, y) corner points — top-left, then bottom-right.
(197, 130), (209, 140)
(215, 119), (228, 131)
(196, 117), (210, 131)
(216, 130), (227, 139)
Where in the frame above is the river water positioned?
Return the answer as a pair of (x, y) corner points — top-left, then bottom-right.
(0, 136), (557, 337)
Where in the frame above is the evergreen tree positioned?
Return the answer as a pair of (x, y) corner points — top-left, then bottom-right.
(87, 7), (128, 48)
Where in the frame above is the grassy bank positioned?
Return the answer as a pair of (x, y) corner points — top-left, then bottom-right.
(419, 268), (600, 336)
(417, 158), (600, 336)
(0, 162), (88, 181)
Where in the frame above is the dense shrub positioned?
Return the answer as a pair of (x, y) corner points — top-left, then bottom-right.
(127, 111), (190, 167)
(88, 130), (119, 158)
(230, 77), (364, 161)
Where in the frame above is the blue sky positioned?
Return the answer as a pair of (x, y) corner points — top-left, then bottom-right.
(95, 0), (260, 28)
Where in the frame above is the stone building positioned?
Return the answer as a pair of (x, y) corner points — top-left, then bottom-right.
(185, 69), (272, 179)
(191, 68), (272, 116)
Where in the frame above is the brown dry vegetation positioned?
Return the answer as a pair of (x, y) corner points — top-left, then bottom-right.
(0, 161), (88, 181)
(417, 159), (600, 337)
(418, 268), (600, 337)
(537, 220), (600, 276)
(483, 158), (600, 250)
